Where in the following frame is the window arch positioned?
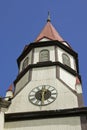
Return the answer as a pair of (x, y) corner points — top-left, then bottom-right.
(39, 50), (49, 62)
(62, 53), (70, 67)
(22, 57), (29, 70)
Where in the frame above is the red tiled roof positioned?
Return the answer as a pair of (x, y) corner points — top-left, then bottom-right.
(76, 77), (81, 85)
(7, 84), (13, 91)
(35, 21), (64, 42)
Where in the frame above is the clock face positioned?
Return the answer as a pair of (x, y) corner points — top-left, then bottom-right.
(29, 85), (57, 106)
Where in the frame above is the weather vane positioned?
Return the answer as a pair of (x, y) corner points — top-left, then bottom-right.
(47, 11), (51, 22)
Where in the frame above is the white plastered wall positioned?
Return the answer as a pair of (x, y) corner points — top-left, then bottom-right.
(6, 77), (78, 113)
(32, 66), (56, 80)
(39, 38), (50, 42)
(60, 67), (76, 90)
(15, 71), (29, 95)
(0, 111), (4, 130)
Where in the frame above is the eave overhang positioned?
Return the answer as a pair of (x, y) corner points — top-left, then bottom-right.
(17, 40), (78, 68)
(5, 107), (87, 122)
(14, 61), (81, 85)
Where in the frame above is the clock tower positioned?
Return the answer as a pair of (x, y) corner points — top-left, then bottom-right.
(2, 14), (87, 130)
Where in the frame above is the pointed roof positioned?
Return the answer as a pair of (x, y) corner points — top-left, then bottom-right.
(76, 77), (81, 85)
(7, 84), (13, 92)
(35, 15), (64, 42)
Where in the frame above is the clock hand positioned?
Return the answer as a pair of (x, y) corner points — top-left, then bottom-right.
(41, 91), (44, 105)
(41, 86), (47, 105)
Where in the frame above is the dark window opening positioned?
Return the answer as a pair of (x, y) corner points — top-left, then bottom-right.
(22, 57), (29, 70)
(62, 53), (70, 67)
(40, 50), (49, 62)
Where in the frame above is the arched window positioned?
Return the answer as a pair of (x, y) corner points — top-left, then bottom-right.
(22, 57), (29, 70)
(62, 53), (70, 67)
(40, 50), (49, 62)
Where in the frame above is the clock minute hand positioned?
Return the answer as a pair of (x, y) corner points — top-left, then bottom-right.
(41, 86), (47, 105)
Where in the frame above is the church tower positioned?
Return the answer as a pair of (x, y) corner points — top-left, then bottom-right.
(1, 14), (87, 130)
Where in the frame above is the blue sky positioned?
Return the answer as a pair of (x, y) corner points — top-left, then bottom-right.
(0, 0), (87, 106)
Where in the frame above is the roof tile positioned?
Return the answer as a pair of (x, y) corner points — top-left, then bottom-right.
(35, 21), (64, 42)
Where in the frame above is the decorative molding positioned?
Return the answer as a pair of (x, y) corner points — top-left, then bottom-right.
(14, 61), (81, 85)
(55, 46), (58, 62)
(29, 68), (32, 82)
(17, 41), (78, 71)
(31, 48), (34, 64)
(76, 57), (79, 73)
(5, 107), (87, 122)
(56, 66), (60, 79)
(55, 46), (60, 79)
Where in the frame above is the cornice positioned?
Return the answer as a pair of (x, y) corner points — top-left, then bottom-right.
(14, 61), (81, 85)
(5, 107), (87, 122)
(17, 40), (78, 68)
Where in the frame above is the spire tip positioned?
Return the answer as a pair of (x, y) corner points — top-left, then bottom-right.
(47, 11), (51, 22)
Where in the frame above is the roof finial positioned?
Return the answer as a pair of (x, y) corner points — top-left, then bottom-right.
(47, 11), (51, 22)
